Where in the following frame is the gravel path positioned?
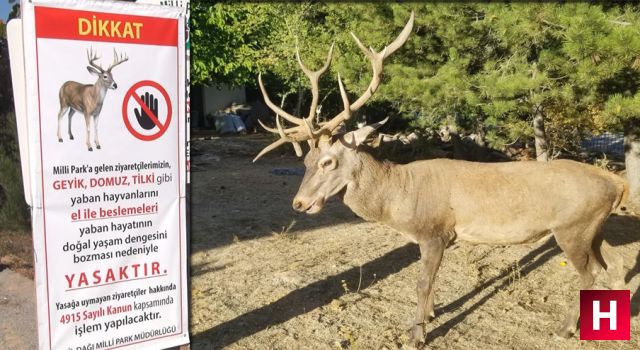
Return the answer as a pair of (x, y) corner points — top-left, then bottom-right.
(0, 269), (37, 350)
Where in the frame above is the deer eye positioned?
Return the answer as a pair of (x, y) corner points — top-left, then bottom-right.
(318, 157), (336, 171)
(103, 75), (108, 79)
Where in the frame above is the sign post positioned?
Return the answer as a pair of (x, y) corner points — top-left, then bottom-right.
(9, 0), (189, 349)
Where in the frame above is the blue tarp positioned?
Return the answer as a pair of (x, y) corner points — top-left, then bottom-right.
(215, 113), (246, 134)
(581, 132), (624, 158)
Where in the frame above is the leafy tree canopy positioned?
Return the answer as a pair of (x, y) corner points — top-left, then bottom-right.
(191, 2), (640, 150)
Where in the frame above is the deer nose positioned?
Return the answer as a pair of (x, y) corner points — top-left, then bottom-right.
(112, 82), (118, 89)
(292, 199), (305, 212)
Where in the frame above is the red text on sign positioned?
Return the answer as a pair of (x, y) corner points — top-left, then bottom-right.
(64, 261), (161, 289)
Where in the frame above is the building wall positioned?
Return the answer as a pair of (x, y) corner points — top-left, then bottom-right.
(202, 85), (246, 117)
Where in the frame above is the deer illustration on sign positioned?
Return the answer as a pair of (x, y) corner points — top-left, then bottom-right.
(57, 48), (129, 151)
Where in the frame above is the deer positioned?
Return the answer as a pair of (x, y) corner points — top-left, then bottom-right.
(253, 11), (629, 348)
(57, 48), (128, 151)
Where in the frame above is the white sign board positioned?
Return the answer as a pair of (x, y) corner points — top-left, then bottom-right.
(15, 0), (189, 348)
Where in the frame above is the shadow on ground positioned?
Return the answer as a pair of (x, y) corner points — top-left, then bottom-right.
(429, 213), (640, 342)
(194, 213), (640, 347)
(195, 244), (420, 347)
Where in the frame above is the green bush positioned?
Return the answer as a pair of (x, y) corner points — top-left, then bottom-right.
(0, 112), (30, 231)
(0, 21), (29, 231)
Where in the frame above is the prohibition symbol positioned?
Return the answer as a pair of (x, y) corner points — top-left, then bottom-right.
(122, 80), (172, 141)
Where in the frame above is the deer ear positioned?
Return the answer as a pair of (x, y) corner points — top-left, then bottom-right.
(87, 66), (101, 75)
(340, 117), (389, 149)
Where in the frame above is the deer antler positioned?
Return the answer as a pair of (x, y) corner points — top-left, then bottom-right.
(319, 12), (414, 135)
(87, 47), (103, 72)
(297, 42), (334, 126)
(254, 11), (414, 162)
(107, 49), (129, 72)
(255, 43), (334, 158)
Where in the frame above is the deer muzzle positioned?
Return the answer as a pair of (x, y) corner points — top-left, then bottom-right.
(292, 196), (325, 214)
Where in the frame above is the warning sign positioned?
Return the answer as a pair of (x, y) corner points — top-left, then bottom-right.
(123, 80), (173, 141)
(14, 1), (189, 350)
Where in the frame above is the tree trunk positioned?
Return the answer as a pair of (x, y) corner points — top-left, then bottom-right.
(624, 121), (640, 209)
(295, 83), (304, 118)
(473, 114), (487, 147)
(279, 91), (290, 109)
(532, 105), (549, 162)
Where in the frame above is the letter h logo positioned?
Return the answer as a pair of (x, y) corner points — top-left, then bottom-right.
(580, 290), (630, 340)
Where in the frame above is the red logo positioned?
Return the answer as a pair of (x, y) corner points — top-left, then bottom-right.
(580, 290), (630, 340)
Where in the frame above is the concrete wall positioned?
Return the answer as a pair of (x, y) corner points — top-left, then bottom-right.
(202, 85), (246, 117)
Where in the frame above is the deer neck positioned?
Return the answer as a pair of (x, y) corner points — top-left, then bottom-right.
(93, 79), (109, 102)
(343, 151), (406, 223)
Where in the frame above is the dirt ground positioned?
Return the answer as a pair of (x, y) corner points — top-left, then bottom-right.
(189, 135), (640, 350)
(0, 230), (36, 349)
(0, 268), (37, 350)
(0, 230), (34, 279)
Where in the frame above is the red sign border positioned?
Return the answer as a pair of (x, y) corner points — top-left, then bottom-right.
(122, 80), (173, 141)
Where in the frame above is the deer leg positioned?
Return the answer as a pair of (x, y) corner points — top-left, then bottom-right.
(597, 239), (625, 290)
(426, 283), (436, 320)
(84, 113), (93, 151)
(57, 106), (69, 142)
(68, 109), (75, 140)
(410, 236), (445, 347)
(553, 222), (605, 339)
(94, 115), (101, 150)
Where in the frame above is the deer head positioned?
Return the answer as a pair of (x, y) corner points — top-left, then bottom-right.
(254, 12), (414, 214)
(86, 48), (129, 90)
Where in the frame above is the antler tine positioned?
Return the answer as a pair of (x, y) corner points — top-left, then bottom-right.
(337, 74), (351, 121)
(320, 74), (351, 138)
(276, 115), (303, 157)
(253, 138), (289, 163)
(108, 48), (129, 71)
(258, 119), (280, 134)
(251, 115), (307, 161)
(320, 11), (414, 135)
(382, 11), (414, 59)
(296, 43), (334, 123)
(350, 33), (373, 60)
(86, 47), (103, 72)
(258, 73), (307, 127)
(275, 114), (293, 142)
(256, 112), (314, 158)
(258, 119), (309, 136)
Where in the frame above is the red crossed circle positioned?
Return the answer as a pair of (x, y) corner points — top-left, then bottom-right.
(122, 80), (172, 141)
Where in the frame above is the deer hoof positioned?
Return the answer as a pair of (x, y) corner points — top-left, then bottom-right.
(400, 343), (420, 350)
(58, 138), (62, 143)
(96, 145), (101, 150)
(427, 310), (435, 321)
(553, 326), (574, 339)
(409, 325), (425, 347)
(70, 135), (74, 140)
(88, 147), (93, 152)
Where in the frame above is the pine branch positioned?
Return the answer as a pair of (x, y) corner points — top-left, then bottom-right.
(610, 20), (631, 26)
(540, 19), (566, 30)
